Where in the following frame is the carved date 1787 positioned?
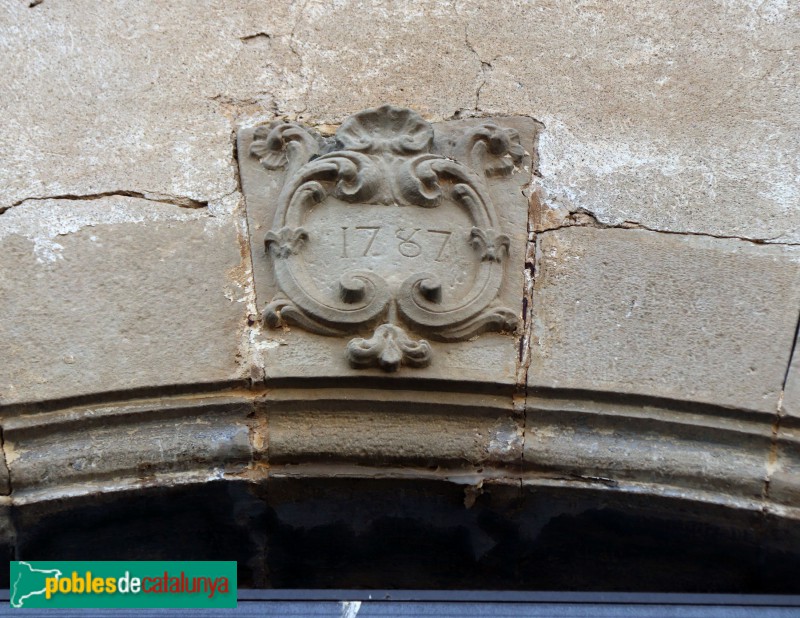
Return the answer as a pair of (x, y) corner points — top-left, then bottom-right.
(248, 105), (526, 372)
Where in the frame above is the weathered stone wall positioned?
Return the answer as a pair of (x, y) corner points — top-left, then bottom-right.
(0, 0), (799, 589)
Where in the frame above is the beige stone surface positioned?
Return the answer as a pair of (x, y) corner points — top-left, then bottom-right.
(783, 332), (800, 418)
(528, 227), (800, 413)
(0, 196), (249, 405)
(1, 2), (240, 209)
(484, 1), (800, 244)
(2, 1), (797, 243)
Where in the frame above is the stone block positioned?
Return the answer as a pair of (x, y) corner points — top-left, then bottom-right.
(528, 227), (800, 413)
(523, 395), (772, 502)
(769, 425), (800, 511)
(783, 332), (800, 419)
(4, 397), (253, 501)
(267, 389), (520, 468)
(472, 0), (800, 243)
(0, 197), (249, 405)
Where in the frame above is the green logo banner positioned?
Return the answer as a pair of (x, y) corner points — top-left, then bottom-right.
(9, 561), (237, 609)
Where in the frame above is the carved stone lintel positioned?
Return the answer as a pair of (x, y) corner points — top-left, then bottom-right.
(249, 105), (527, 372)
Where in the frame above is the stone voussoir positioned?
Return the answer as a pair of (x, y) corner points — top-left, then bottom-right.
(528, 226), (800, 414)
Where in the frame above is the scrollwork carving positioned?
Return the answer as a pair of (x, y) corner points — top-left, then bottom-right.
(263, 298), (348, 336)
(250, 121), (320, 176)
(337, 105), (434, 155)
(435, 307), (520, 342)
(250, 105), (526, 371)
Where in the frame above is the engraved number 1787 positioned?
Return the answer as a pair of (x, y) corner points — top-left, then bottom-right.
(340, 226), (452, 261)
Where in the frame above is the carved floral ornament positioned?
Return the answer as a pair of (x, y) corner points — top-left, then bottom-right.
(250, 105), (526, 372)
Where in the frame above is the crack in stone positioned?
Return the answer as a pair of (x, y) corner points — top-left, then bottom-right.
(227, 117), (263, 389)
(211, 94), (262, 106)
(516, 232), (535, 487)
(0, 425), (10, 497)
(536, 208), (800, 247)
(518, 168), (537, 383)
(239, 32), (272, 44)
(782, 310), (800, 392)
(764, 309), (800, 504)
(517, 117), (543, 488)
(2, 191), (209, 215)
(288, 0), (312, 116)
(463, 24), (488, 112)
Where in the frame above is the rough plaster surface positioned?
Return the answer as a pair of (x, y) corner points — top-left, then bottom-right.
(529, 227), (800, 413)
(2, 1), (797, 243)
(0, 197), (248, 405)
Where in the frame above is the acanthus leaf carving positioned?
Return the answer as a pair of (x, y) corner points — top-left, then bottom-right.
(250, 121), (320, 176)
(250, 105), (525, 372)
(469, 228), (511, 262)
(264, 227), (309, 258)
(454, 122), (527, 178)
(336, 104), (434, 155)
